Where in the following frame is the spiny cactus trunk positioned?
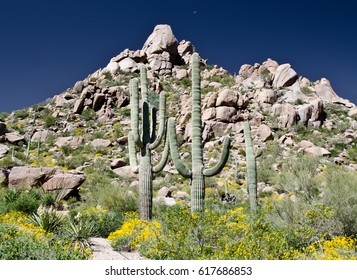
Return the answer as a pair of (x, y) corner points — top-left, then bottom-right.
(191, 52), (204, 212)
(243, 123), (258, 212)
(191, 169), (205, 212)
(128, 65), (168, 220)
(139, 148), (153, 220)
(168, 52), (231, 214)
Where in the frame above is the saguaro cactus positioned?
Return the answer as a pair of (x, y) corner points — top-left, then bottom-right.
(243, 122), (258, 212)
(128, 65), (169, 220)
(168, 53), (231, 213)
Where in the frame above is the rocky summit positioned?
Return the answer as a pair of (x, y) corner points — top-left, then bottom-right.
(0, 24), (356, 204)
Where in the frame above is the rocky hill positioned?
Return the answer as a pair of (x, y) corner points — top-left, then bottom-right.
(0, 24), (356, 206)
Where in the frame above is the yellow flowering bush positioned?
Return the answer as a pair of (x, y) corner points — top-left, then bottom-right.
(0, 211), (92, 260)
(0, 211), (46, 240)
(107, 212), (161, 251)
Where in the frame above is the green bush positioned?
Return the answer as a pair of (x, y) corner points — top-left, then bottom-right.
(0, 188), (40, 214)
(81, 108), (97, 121)
(30, 208), (64, 233)
(0, 212), (91, 260)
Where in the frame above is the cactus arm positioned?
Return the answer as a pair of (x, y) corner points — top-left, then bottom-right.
(128, 131), (139, 173)
(203, 136), (231, 177)
(129, 78), (143, 148)
(168, 117), (192, 178)
(243, 122), (258, 212)
(140, 64), (148, 102)
(152, 132), (169, 173)
(149, 91), (167, 150)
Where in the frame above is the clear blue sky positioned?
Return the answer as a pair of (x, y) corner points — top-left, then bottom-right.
(0, 0), (356, 113)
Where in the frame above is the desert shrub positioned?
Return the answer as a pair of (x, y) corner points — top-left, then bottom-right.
(64, 213), (98, 244)
(13, 109), (29, 119)
(0, 112), (9, 121)
(108, 212), (161, 252)
(0, 211), (91, 259)
(81, 108), (97, 121)
(40, 108), (57, 128)
(29, 207), (63, 233)
(68, 206), (124, 238)
(134, 204), (297, 260)
(321, 167), (357, 236)
(0, 188), (40, 214)
(291, 236), (357, 260)
(271, 155), (320, 200)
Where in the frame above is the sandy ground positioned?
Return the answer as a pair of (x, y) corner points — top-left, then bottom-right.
(88, 237), (146, 260)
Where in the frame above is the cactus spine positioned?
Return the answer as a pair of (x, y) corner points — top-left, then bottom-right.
(168, 53), (231, 213)
(128, 65), (169, 220)
(243, 122), (258, 212)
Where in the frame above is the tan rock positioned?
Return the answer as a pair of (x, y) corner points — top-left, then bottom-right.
(271, 103), (297, 127)
(305, 146), (331, 156)
(202, 108), (216, 121)
(176, 69), (188, 79)
(142, 24), (178, 59)
(113, 166), (138, 179)
(8, 167), (57, 188)
(43, 173), (85, 198)
(215, 106), (238, 122)
(5, 132), (24, 143)
(258, 124), (273, 142)
(256, 88), (277, 104)
(216, 89), (238, 107)
(348, 107), (357, 117)
(272, 63), (298, 88)
(91, 139), (111, 148)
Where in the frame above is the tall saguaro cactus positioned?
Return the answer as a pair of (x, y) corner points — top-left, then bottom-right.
(128, 65), (169, 220)
(243, 122), (258, 212)
(168, 53), (231, 213)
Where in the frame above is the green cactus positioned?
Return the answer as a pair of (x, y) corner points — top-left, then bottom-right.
(243, 122), (258, 212)
(168, 53), (231, 213)
(128, 64), (169, 220)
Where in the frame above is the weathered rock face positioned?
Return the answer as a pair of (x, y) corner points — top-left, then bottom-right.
(272, 63), (298, 88)
(5, 132), (24, 143)
(8, 167), (58, 188)
(142, 24), (179, 61)
(42, 173), (85, 198)
(8, 166), (84, 198)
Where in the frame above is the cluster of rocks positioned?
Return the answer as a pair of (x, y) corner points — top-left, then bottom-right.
(0, 122), (25, 158)
(0, 166), (84, 198)
(105, 24), (195, 76)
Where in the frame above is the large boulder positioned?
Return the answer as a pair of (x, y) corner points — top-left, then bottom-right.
(272, 63), (298, 88)
(42, 173), (85, 198)
(142, 24), (179, 62)
(314, 78), (340, 103)
(8, 166), (85, 198)
(5, 132), (24, 143)
(8, 167), (57, 188)
(118, 57), (138, 72)
(216, 89), (238, 107)
(271, 103), (297, 128)
(215, 107), (238, 122)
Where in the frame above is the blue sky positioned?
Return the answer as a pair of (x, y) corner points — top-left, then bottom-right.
(0, 0), (356, 113)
